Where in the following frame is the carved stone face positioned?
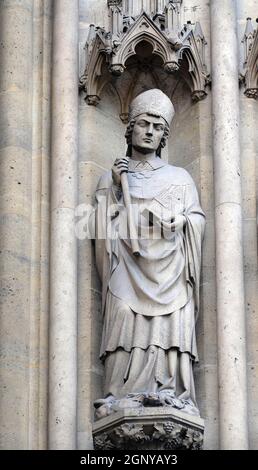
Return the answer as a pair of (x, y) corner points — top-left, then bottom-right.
(132, 113), (166, 155)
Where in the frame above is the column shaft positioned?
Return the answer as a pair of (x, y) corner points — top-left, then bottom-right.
(48, 0), (78, 450)
(211, 0), (249, 450)
(237, 0), (258, 451)
(29, 0), (52, 450)
(0, 0), (33, 450)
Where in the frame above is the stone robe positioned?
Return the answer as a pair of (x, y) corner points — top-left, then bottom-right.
(93, 156), (205, 402)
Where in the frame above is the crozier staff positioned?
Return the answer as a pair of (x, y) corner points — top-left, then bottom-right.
(113, 158), (140, 256)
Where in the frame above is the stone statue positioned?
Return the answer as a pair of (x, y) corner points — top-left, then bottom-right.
(92, 89), (205, 420)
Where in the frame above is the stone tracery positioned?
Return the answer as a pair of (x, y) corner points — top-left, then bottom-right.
(80, 1), (209, 120)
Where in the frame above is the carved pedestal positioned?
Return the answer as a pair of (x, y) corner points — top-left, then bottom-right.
(93, 408), (205, 450)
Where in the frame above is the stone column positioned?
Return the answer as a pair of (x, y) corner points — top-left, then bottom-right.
(48, 0), (79, 450)
(237, 0), (258, 451)
(157, 0), (164, 15)
(0, 0), (33, 450)
(29, 0), (53, 450)
(210, 0), (249, 450)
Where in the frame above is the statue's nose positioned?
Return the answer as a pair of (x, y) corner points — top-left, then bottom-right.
(146, 123), (154, 135)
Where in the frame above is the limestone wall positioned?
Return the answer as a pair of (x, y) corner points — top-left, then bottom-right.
(0, 0), (257, 450)
(0, 0), (52, 449)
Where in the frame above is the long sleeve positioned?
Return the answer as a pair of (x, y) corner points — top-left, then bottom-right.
(184, 183), (206, 319)
(93, 172), (124, 315)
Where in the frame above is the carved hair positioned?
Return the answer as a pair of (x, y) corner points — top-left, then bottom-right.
(125, 118), (170, 158)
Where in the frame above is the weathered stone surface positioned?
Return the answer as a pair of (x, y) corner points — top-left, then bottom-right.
(0, 0), (257, 453)
(48, 0), (79, 451)
(0, 0), (34, 451)
(211, 0), (249, 450)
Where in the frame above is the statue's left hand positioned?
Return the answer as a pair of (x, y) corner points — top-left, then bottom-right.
(170, 214), (186, 232)
(144, 210), (186, 234)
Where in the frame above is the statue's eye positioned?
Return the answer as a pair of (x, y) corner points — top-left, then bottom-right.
(137, 121), (147, 127)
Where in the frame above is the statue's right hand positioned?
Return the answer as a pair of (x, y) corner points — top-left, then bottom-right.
(112, 158), (130, 186)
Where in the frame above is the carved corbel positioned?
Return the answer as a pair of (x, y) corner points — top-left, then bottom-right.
(93, 408), (204, 451)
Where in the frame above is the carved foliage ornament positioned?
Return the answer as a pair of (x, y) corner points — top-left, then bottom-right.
(93, 420), (204, 450)
(80, 2), (209, 115)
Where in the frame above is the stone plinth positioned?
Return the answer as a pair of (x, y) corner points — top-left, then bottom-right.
(93, 408), (204, 450)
